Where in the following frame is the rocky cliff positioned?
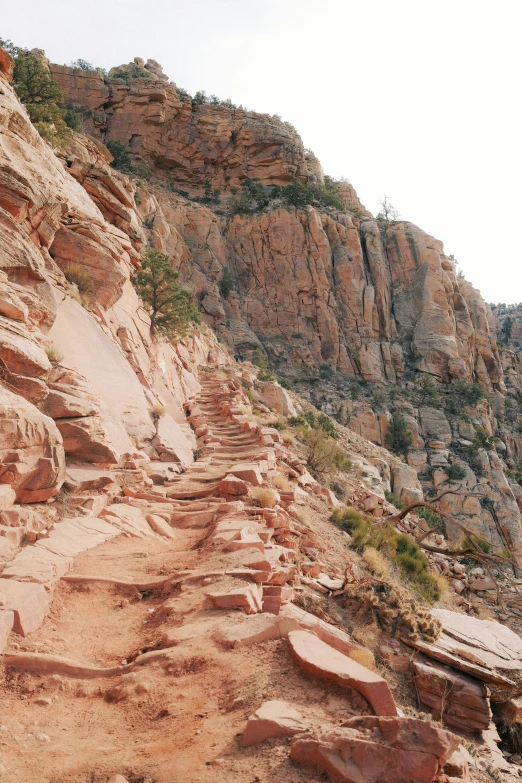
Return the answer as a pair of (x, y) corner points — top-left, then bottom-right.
(3, 46), (522, 782)
(0, 48), (232, 506)
(46, 57), (522, 569)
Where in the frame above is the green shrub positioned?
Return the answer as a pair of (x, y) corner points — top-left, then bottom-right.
(219, 268), (235, 299)
(258, 368), (276, 382)
(418, 374), (441, 407)
(63, 108), (81, 131)
(446, 380), (485, 413)
(372, 389), (387, 411)
(303, 428), (351, 477)
(384, 490), (405, 510)
(386, 412), (413, 456)
(287, 415), (307, 427)
(459, 534), (491, 554)
(132, 249), (200, 340)
(331, 507), (370, 548)
(0, 40), (73, 147)
(106, 140), (132, 173)
(333, 509), (441, 602)
(416, 506), (441, 529)
(317, 413), (338, 439)
(283, 177), (344, 211)
(447, 463), (467, 481)
(470, 428), (496, 452)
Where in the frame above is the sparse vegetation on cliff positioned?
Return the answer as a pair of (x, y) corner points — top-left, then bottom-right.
(332, 507), (441, 602)
(106, 140), (132, 173)
(386, 412), (413, 457)
(219, 268), (235, 299)
(0, 38), (80, 146)
(417, 373), (441, 407)
(133, 249), (200, 340)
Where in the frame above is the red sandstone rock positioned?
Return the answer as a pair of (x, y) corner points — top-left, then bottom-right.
(242, 700), (307, 745)
(288, 630), (397, 716)
(0, 610), (14, 652)
(412, 659), (491, 732)
(146, 514), (176, 539)
(0, 579), (49, 636)
(220, 475), (249, 496)
(290, 716), (458, 783)
(207, 583), (262, 614)
(228, 463), (263, 486)
(0, 385), (65, 503)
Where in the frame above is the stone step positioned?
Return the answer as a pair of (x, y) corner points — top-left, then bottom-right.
(288, 630), (397, 717)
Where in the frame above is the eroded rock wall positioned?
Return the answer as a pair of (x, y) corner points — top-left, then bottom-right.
(0, 50), (227, 505)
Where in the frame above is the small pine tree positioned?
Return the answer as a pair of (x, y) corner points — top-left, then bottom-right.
(386, 412), (413, 456)
(418, 373), (441, 407)
(133, 249), (200, 340)
(219, 268), (235, 299)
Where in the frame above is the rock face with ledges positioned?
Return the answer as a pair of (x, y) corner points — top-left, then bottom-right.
(0, 385), (65, 502)
(51, 60), (315, 191)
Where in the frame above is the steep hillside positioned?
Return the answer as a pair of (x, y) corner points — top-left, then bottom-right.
(49, 56), (522, 570)
(2, 45), (522, 783)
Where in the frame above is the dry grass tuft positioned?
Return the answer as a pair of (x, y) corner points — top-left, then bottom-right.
(152, 402), (167, 417)
(282, 432), (296, 445)
(362, 547), (390, 578)
(250, 487), (278, 508)
(64, 262), (91, 292)
(272, 474), (291, 492)
(433, 574), (451, 603)
(45, 344), (63, 363)
(349, 647), (377, 671)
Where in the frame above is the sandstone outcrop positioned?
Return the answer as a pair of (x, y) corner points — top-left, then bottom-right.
(0, 385), (65, 502)
(51, 60), (315, 191)
(290, 716), (459, 783)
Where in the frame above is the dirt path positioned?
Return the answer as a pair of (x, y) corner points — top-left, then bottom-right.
(0, 372), (360, 782)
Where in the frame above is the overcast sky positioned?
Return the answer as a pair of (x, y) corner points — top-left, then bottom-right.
(3, 0), (521, 303)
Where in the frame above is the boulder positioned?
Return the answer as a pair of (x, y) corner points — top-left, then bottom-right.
(0, 578), (50, 636)
(0, 385), (65, 502)
(64, 465), (115, 492)
(0, 485), (16, 511)
(288, 630), (397, 716)
(229, 463), (263, 486)
(390, 462), (423, 504)
(55, 417), (120, 463)
(419, 407), (452, 445)
(258, 382), (297, 417)
(152, 414), (194, 467)
(412, 659), (491, 732)
(290, 716), (459, 783)
(219, 475), (249, 496)
(243, 700), (307, 745)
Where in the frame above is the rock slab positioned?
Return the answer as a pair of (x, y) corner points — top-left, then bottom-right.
(288, 630), (397, 717)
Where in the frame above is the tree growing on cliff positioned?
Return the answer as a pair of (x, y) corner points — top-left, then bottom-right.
(377, 196), (400, 222)
(219, 268), (235, 299)
(418, 373), (441, 407)
(133, 249), (200, 340)
(386, 412), (413, 457)
(0, 38), (78, 145)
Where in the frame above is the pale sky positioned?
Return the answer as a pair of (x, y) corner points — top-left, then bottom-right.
(3, 0), (521, 303)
